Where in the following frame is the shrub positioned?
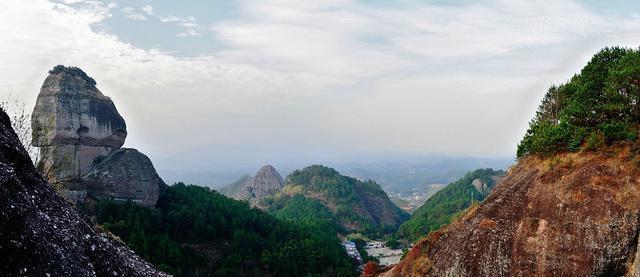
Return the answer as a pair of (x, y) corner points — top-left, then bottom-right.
(599, 122), (633, 143)
(547, 156), (561, 170)
(585, 131), (605, 151)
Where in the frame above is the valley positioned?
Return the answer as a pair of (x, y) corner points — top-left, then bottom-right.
(364, 241), (404, 267)
(2, 2), (639, 276)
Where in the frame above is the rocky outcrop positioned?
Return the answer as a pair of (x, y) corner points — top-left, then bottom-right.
(31, 65), (164, 207)
(471, 178), (491, 195)
(220, 165), (284, 206)
(240, 165), (284, 205)
(32, 65), (126, 181)
(84, 148), (166, 207)
(384, 147), (640, 276)
(0, 106), (167, 276)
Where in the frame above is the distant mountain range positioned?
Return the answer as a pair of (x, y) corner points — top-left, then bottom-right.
(159, 156), (513, 196)
(219, 164), (410, 237)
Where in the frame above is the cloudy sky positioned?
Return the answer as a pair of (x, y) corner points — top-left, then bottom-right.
(1, 0), (640, 172)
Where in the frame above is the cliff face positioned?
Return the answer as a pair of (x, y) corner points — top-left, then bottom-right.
(32, 66), (126, 181)
(0, 107), (167, 276)
(220, 165), (284, 207)
(240, 165), (284, 205)
(384, 147), (640, 276)
(31, 65), (165, 206)
(32, 65), (126, 149)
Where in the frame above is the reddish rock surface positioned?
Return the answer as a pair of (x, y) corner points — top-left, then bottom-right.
(384, 146), (640, 276)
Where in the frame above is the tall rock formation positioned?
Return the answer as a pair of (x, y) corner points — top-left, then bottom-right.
(240, 165), (284, 204)
(31, 65), (165, 206)
(0, 106), (167, 276)
(32, 65), (126, 181)
(220, 165), (284, 206)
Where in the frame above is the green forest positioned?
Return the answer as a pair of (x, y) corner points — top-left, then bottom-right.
(396, 168), (504, 241)
(96, 183), (357, 277)
(518, 47), (640, 158)
(262, 165), (409, 238)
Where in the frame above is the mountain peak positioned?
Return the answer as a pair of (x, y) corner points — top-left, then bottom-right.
(48, 65), (97, 86)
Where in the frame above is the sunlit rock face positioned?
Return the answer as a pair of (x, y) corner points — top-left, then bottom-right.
(30, 65), (163, 207)
(31, 65), (126, 148)
(32, 65), (127, 181)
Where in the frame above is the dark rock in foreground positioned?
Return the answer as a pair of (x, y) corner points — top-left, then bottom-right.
(0, 107), (168, 276)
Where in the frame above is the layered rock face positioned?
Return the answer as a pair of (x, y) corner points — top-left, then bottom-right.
(32, 65), (126, 181)
(0, 107), (167, 276)
(31, 65), (164, 206)
(221, 165), (284, 206)
(384, 148), (640, 277)
(240, 165), (284, 204)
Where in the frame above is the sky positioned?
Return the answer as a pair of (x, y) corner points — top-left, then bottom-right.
(1, 0), (640, 176)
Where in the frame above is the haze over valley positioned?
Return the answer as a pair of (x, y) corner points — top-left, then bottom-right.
(2, 1), (640, 277)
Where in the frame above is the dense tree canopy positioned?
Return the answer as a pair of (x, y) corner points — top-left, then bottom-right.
(263, 165), (409, 238)
(396, 168), (504, 241)
(517, 47), (640, 158)
(96, 183), (357, 276)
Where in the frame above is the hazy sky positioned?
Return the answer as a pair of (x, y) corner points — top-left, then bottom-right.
(1, 0), (640, 171)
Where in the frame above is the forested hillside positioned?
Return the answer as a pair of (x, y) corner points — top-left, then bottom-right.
(385, 47), (640, 277)
(396, 168), (504, 241)
(96, 183), (357, 276)
(262, 165), (409, 238)
(518, 47), (640, 158)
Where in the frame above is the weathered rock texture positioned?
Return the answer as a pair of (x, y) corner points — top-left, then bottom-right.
(32, 65), (126, 181)
(31, 65), (164, 206)
(471, 177), (500, 196)
(0, 107), (168, 276)
(84, 148), (165, 207)
(240, 165), (284, 205)
(383, 147), (640, 277)
(220, 165), (284, 206)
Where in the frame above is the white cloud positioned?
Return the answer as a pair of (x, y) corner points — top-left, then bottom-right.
(1, 0), (640, 169)
(160, 15), (202, 37)
(122, 6), (146, 20)
(142, 4), (153, 15)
